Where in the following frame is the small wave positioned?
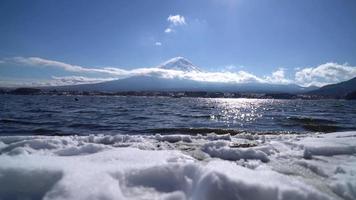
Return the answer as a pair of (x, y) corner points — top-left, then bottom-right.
(145, 128), (294, 135)
(1, 119), (61, 127)
(1, 119), (43, 126)
(25, 108), (61, 113)
(175, 114), (212, 119)
(72, 110), (98, 114)
(145, 127), (305, 135)
(148, 128), (242, 135)
(130, 116), (150, 120)
(284, 116), (341, 132)
(303, 124), (341, 132)
(31, 128), (69, 136)
(287, 117), (336, 124)
(67, 123), (111, 129)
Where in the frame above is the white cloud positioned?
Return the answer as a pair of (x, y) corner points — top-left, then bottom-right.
(164, 14), (186, 33)
(265, 68), (292, 85)
(222, 65), (246, 72)
(51, 76), (117, 85)
(1, 56), (267, 86)
(167, 15), (186, 26)
(155, 42), (162, 46)
(164, 28), (173, 33)
(295, 62), (356, 87)
(0, 76), (117, 87)
(147, 70), (264, 83)
(3, 56), (356, 87)
(6, 57), (127, 76)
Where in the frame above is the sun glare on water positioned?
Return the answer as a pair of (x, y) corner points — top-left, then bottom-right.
(206, 98), (270, 127)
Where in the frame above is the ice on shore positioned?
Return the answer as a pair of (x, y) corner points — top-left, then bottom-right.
(0, 131), (355, 200)
(201, 141), (270, 162)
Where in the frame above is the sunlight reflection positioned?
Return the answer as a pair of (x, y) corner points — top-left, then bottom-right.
(206, 98), (271, 127)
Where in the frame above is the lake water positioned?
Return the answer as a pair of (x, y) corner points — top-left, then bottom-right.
(1, 95), (356, 135)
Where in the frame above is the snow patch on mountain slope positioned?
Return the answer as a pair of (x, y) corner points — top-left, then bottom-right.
(158, 57), (202, 72)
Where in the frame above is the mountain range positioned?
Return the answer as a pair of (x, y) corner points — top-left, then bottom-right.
(53, 57), (318, 93)
(308, 77), (356, 98)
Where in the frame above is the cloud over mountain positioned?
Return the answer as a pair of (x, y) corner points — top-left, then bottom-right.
(1, 56), (355, 87)
(295, 62), (356, 87)
(265, 68), (292, 85)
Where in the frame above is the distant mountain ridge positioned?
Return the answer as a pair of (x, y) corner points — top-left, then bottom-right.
(55, 75), (314, 93)
(308, 77), (356, 97)
(48, 57), (318, 93)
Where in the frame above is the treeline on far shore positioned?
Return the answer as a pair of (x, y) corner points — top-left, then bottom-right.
(0, 87), (355, 100)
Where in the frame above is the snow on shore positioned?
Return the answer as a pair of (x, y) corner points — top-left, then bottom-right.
(0, 131), (355, 200)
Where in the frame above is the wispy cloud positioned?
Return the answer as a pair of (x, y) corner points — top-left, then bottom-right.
(222, 65), (245, 72)
(6, 57), (127, 76)
(2, 56), (356, 87)
(51, 76), (117, 85)
(164, 28), (173, 33)
(155, 42), (162, 46)
(1, 56), (266, 86)
(0, 76), (117, 87)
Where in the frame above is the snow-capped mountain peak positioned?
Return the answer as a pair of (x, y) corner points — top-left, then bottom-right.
(159, 57), (202, 72)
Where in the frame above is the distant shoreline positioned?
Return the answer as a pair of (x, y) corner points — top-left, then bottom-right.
(0, 87), (351, 100)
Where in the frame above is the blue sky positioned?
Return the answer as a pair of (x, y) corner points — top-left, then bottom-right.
(1, 0), (356, 87)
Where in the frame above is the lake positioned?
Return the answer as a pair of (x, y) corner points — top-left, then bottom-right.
(1, 95), (355, 136)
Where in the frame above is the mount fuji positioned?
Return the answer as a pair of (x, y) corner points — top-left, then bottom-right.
(52, 57), (316, 93)
(158, 57), (201, 72)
